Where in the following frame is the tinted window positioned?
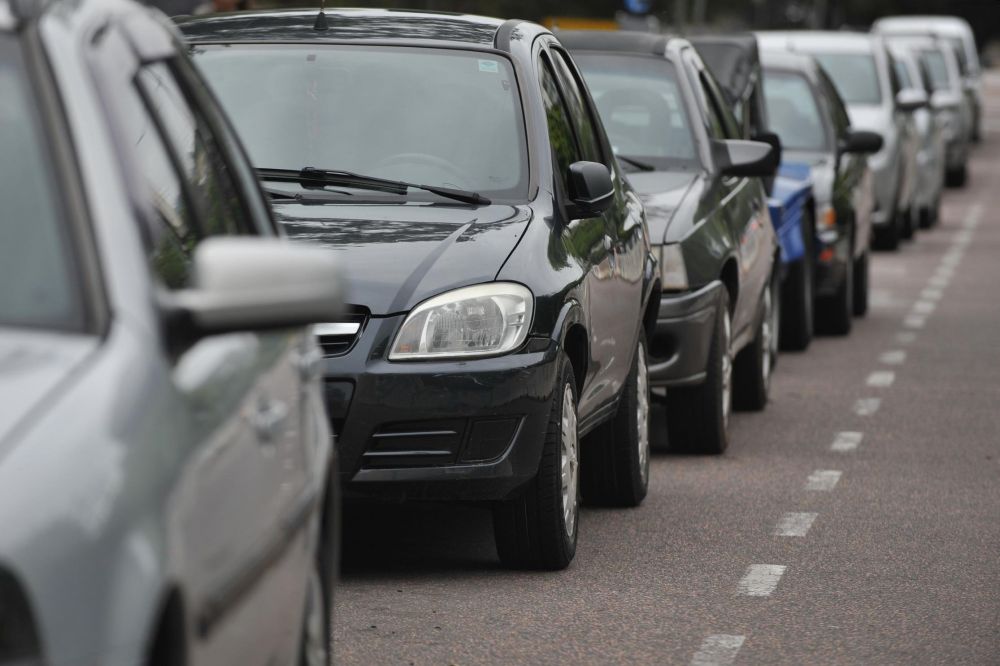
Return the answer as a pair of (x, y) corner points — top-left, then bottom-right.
(539, 57), (580, 196)
(0, 39), (85, 330)
(763, 70), (829, 151)
(893, 58), (912, 89)
(550, 49), (603, 164)
(920, 50), (952, 91)
(576, 54), (698, 169)
(812, 53), (883, 105)
(193, 45), (529, 201)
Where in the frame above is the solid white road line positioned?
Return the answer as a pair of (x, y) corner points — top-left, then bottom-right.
(904, 315), (926, 329)
(805, 470), (842, 491)
(737, 565), (787, 597)
(775, 512), (818, 537)
(879, 350), (906, 365)
(896, 331), (917, 344)
(867, 370), (896, 387)
(912, 301), (937, 315)
(831, 431), (863, 452)
(854, 398), (881, 416)
(690, 635), (746, 666)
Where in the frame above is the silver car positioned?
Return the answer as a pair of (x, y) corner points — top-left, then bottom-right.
(0, 0), (341, 663)
(757, 31), (923, 251)
(874, 15), (983, 143)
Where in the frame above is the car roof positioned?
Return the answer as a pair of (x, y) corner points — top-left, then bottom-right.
(874, 16), (972, 38)
(756, 30), (877, 54)
(555, 29), (680, 57)
(759, 48), (819, 75)
(177, 8), (512, 49)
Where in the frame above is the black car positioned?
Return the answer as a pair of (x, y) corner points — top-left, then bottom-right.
(180, 9), (658, 570)
(760, 49), (882, 333)
(561, 31), (779, 455)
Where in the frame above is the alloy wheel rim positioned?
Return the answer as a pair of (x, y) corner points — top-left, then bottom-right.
(560, 383), (579, 538)
(721, 310), (732, 429)
(636, 345), (650, 487)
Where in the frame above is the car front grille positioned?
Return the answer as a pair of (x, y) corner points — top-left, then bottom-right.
(314, 308), (368, 357)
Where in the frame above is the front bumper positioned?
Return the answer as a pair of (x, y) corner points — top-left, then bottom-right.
(324, 315), (561, 502)
(647, 281), (722, 387)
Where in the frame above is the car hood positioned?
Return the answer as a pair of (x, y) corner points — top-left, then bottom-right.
(625, 170), (699, 243)
(275, 203), (533, 314)
(0, 329), (96, 454)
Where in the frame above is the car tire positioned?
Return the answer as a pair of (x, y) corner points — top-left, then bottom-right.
(946, 165), (968, 188)
(919, 205), (934, 230)
(900, 208), (916, 240)
(852, 249), (869, 317)
(581, 333), (651, 508)
(780, 215), (814, 352)
(493, 357), (578, 570)
(872, 218), (900, 251)
(298, 557), (331, 666)
(816, 233), (854, 335)
(666, 289), (731, 455)
(734, 271), (778, 412)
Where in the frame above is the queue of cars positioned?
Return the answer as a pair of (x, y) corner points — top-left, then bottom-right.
(0, 0), (983, 662)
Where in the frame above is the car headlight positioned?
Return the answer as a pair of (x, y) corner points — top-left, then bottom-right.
(658, 244), (688, 291)
(389, 282), (533, 360)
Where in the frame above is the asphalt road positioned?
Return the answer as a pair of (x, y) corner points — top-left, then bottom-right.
(333, 75), (1000, 665)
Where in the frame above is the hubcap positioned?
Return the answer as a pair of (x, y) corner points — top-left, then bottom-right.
(560, 383), (579, 537)
(636, 345), (650, 487)
(721, 311), (732, 429)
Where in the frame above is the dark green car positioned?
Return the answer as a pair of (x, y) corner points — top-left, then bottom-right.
(563, 31), (779, 454)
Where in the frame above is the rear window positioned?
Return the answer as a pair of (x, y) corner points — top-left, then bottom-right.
(812, 52), (883, 106)
(763, 70), (829, 152)
(0, 38), (85, 331)
(575, 54), (699, 170)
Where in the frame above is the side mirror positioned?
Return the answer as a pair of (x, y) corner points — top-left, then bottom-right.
(752, 131), (784, 171)
(566, 161), (614, 218)
(165, 237), (342, 348)
(840, 129), (884, 154)
(895, 88), (929, 112)
(714, 139), (776, 178)
(931, 90), (962, 110)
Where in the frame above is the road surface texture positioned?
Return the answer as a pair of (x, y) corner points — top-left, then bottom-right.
(333, 74), (1000, 665)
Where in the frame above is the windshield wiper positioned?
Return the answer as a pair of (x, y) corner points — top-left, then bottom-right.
(616, 155), (656, 172)
(257, 167), (491, 206)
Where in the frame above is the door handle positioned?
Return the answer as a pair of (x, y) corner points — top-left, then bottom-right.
(251, 398), (289, 444)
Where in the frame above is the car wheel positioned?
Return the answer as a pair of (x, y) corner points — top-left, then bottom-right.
(816, 232), (854, 335)
(852, 249), (869, 317)
(872, 211), (901, 251)
(780, 215), (814, 352)
(918, 206), (933, 230)
(946, 165), (968, 188)
(734, 271), (777, 411)
(493, 357), (578, 570)
(581, 332), (650, 507)
(900, 207), (915, 240)
(666, 288), (731, 454)
(298, 558), (330, 666)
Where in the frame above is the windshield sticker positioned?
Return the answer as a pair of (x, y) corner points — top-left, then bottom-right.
(478, 59), (500, 74)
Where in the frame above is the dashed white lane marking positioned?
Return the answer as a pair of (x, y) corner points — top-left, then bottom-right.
(805, 470), (842, 491)
(737, 565), (787, 596)
(854, 398), (881, 416)
(921, 287), (943, 301)
(940, 253), (963, 267)
(879, 350), (906, 365)
(928, 274), (951, 288)
(897, 331), (917, 344)
(935, 265), (955, 279)
(867, 370), (896, 387)
(963, 203), (983, 229)
(831, 431), (864, 452)
(912, 301), (937, 315)
(904, 315), (926, 329)
(775, 512), (818, 537)
(690, 635), (746, 666)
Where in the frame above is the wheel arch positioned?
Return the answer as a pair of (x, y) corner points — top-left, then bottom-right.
(146, 586), (187, 666)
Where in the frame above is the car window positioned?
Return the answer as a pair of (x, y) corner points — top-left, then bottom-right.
(549, 48), (604, 165)
(192, 44), (529, 201)
(893, 57), (912, 89)
(812, 52), (883, 105)
(539, 56), (582, 198)
(137, 62), (249, 237)
(696, 73), (729, 140)
(919, 49), (952, 91)
(762, 70), (829, 151)
(0, 38), (86, 331)
(815, 69), (852, 140)
(575, 53), (699, 170)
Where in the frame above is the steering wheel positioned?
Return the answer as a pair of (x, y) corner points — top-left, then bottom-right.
(370, 152), (472, 190)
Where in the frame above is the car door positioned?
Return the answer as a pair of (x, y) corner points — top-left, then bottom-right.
(104, 39), (312, 663)
(536, 48), (619, 420)
(547, 45), (645, 401)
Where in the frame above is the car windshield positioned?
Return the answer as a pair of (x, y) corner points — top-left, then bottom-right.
(0, 38), (85, 331)
(920, 49), (952, 91)
(763, 70), (829, 151)
(811, 52), (883, 105)
(574, 54), (700, 170)
(191, 45), (528, 201)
